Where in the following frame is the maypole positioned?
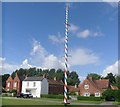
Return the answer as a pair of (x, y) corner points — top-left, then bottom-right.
(64, 4), (69, 105)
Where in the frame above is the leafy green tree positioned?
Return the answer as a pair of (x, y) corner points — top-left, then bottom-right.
(105, 73), (116, 84)
(88, 73), (101, 80)
(48, 69), (56, 79)
(2, 74), (10, 88)
(68, 71), (80, 86)
(116, 75), (120, 89)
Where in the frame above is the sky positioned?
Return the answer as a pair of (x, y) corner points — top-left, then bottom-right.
(1, 2), (119, 81)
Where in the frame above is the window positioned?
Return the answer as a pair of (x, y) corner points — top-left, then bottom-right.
(27, 82), (29, 87)
(84, 84), (89, 89)
(95, 92), (100, 97)
(84, 93), (90, 97)
(7, 82), (10, 87)
(14, 82), (17, 88)
(33, 82), (36, 87)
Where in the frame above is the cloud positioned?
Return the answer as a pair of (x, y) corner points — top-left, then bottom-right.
(69, 23), (103, 39)
(77, 29), (90, 38)
(48, 32), (64, 44)
(43, 54), (64, 69)
(20, 59), (33, 68)
(2, 39), (101, 74)
(77, 29), (103, 38)
(30, 39), (64, 69)
(69, 23), (79, 33)
(102, 60), (119, 77)
(69, 48), (100, 66)
(0, 57), (34, 74)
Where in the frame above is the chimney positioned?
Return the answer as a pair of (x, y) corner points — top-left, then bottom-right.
(54, 77), (56, 81)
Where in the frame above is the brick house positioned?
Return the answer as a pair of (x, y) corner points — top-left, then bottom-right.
(67, 85), (79, 95)
(6, 73), (25, 93)
(79, 76), (111, 97)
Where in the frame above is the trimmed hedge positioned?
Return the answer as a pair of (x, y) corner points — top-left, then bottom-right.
(41, 94), (64, 99)
(77, 96), (102, 101)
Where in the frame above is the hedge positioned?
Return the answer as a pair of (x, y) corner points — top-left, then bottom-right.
(41, 94), (64, 99)
(77, 96), (102, 101)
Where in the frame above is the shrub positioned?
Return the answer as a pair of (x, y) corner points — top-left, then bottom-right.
(69, 91), (76, 95)
(11, 89), (17, 94)
(102, 89), (118, 100)
(41, 94), (64, 99)
(77, 96), (102, 101)
(90, 94), (95, 97)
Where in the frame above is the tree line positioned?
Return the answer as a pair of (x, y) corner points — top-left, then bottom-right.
(2, 68), (80, 88)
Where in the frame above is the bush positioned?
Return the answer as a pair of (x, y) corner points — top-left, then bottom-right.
(77, 96), (102, 101)
(102, 89), (118, 100)
(41, 94), (64, 99)
(90, 94), (95, 97)
(69, 91), (76, 95)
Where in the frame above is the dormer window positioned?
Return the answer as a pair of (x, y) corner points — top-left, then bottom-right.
(84, 84), (89, 89)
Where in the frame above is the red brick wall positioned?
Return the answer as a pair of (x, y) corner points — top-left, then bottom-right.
(6, 74), (22, 93)
(6, 76), (13, 92)
(13, 74), (21, 93)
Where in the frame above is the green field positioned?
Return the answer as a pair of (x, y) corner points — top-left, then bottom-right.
(2, 97), (119, 106)
(2, 97), (61, 105)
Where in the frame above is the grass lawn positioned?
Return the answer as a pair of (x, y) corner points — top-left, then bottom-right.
(2, 97), (61, 105)
(71, 100), (103, 104)
(113, 102), (120, 105)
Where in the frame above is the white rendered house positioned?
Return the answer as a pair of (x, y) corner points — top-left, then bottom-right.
(22, 77), (48, 98)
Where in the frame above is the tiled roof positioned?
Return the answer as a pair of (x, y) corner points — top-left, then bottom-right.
(94, 79), (109, 89)
(48, 80), (64, 85)
(24, 77), (44, 81)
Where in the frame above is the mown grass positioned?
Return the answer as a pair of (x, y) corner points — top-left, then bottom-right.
(113, 101), (120, 105)
(71, 100), (102, 104)
(2, 97), (60, 105)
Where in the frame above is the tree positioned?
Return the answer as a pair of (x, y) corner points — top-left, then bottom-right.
(2, 74), (10, 88)
(116, 75), (120, 89)
(105, 73), (116, 84)
(68, 71), (80, 86)
(88, 73), (101, 80)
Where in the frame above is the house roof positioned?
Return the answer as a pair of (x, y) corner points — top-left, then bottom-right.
(24, 77), (44, 81)
(94, 79), (109, 89)
(79, 77), (110, 92)
(48, 80), (64, 85)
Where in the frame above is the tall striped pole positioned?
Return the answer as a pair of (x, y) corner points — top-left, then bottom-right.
(64, 5), (69, 105)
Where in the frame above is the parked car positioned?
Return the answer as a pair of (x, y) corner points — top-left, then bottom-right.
(23, 94), (33, 98)
(16, 93), (25, 98)
(105, 96), (115, 101)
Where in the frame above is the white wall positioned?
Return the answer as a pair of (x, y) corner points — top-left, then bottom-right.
(22, 81), (42, 98)
(41, 78), (48, 95)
